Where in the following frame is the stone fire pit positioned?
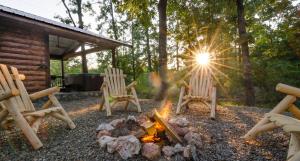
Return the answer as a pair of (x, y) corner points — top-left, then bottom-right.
(96, 112), (202, 160)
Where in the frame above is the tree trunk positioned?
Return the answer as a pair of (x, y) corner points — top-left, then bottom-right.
(109, 0), (118, 68)
(131, 23), (136, 80)
(156, 0), (168, 101)
(111, 48), (117, 68)
(76, 0), (88, 73)
(236, 0), (255, 106)
(176, 41), (179, 70)
(145, 27), (152, 72)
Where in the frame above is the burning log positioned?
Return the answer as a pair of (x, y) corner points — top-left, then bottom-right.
(153, 109), (183, 143)
(141, 121), (156, 135)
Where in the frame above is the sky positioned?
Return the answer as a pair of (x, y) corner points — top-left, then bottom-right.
(1, 0), (66, 21)
(0, 0), (100, 32)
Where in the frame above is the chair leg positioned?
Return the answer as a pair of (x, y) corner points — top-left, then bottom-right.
(48, 95), (76, 129)
(31, 117), (43, 133)
(210, 87), (217, 119)
(131, 87), (141, 113)
(124, 100), (129, 111)
(4, 102), (43, 149)
(103, 87), (112, 116)
(176, 87), (185, 114)
(99, 95), (105, 111)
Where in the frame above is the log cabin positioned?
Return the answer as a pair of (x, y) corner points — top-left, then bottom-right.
(0, 5), (130, 93)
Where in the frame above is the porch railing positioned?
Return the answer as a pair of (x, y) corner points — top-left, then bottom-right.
(51, 75), (63, 87)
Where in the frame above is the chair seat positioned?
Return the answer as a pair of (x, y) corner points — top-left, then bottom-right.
(111, 95), (134, 99)
(1, 107), (62, 124)
(23, 107), (62, 117)
(183, 95), (210, 101)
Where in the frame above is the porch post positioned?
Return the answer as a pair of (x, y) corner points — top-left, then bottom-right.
(81, 45), (88, 73)
(112, 48), (117, 68)
(61, 59), (65, 87)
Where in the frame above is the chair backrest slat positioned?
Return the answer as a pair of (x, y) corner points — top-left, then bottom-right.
(120, 70), (126, 95)
(0, 64), (25, 112)
(188, 67), (213, 99)
(11, 66), (35, 111)
(115, 68), (120, 95)
(0, 64), (35, 112)
(104, 68), (127, 96)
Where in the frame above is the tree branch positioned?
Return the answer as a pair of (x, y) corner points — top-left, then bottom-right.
(61, 0), (77, 27)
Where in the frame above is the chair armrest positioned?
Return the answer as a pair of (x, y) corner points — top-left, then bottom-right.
(30, 87), (60, 101)
(0, 89), (20, 101)
(126, 81), (137, 90)
(276, 83), (300, 97)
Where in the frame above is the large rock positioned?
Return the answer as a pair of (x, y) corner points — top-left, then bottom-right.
(98, 136), (115, 148)
(184, 132), (202, 148)
(137, 114), (149, 125)
(127, 115), (137, 122)
(97, 130), (111, 139)
(109, 118), (125, 127)
(142, 143), (161, 160)
(171, 124), (190, 136)
(174, 143), (184, 153)
(169, 117), (190, 127)
(107, 135), (141, 159)
(183, 145), (191, 158)
(162, 146), (175, 157)
(96, 123), (114, 131)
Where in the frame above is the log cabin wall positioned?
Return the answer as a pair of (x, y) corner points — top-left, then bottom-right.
(0, 21), (49, 93)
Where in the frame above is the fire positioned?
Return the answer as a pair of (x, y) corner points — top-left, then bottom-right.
(154, 122), (165, 131)
(141, 135), (161, 143)
(140, 106), (171, 144)
(158, 100), (172, 119)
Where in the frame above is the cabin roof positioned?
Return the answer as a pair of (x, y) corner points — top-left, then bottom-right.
(0, 5), (131, 59)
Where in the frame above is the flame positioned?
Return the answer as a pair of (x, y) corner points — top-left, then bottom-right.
(141, 135), (161, 143)
(158, 100), (172, 119)
(154, 122), (165, 131)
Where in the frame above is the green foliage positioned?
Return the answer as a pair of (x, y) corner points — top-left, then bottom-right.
(54, 0), (300, 106)
(50, 60), (61, 76)
(135, 73), (156, 98)
(252, 57), (300, 104)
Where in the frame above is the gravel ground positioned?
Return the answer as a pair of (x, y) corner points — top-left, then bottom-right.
(0, 97), (289, 161)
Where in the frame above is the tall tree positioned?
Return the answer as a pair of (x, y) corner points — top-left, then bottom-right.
(236, 0), (255, 105)
(108, 0), (119, 67)
(114, 0), (155, 72)
(156, 0), (168, 101)
(145, 27), (152, 72)
(76, 0), (88, 73)
(59, 0), (91, 73)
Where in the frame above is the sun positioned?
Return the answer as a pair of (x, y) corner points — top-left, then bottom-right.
(195, 52), (210, 65)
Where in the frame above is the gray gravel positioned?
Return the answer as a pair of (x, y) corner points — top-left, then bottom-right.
(0, 98), (289, 161)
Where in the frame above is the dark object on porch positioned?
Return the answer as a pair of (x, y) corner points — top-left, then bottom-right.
(64, 74), (103, 91)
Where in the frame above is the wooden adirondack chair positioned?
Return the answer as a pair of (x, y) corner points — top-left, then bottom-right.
(243, 83), (300, 139)
(99, 68), (141, 116)
(176, 67), (217, 118)
(0, 64), (76, 150)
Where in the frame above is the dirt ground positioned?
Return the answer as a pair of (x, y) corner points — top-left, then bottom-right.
(0, 97), (289, 161)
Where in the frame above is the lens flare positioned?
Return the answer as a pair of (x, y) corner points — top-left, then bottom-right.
(195, 52), (210, 65)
